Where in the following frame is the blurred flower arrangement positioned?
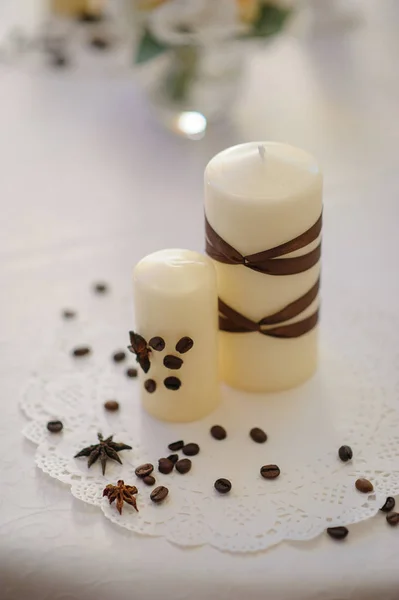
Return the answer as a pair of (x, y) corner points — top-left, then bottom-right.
(0, 0), (293, 136)
(132, 0), (293, 131)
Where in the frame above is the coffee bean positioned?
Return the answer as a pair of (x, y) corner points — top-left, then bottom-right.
(143, 475), (156, 486)
(326, 526), (349, 540)
(214, 478), (231, 494)
(380, 497), (396, 513)
(163, 355), (183, 370)
(47, 420), (63, 433)
(175, 337), (194, 354)
(104, 400), (119, 412)
(93, 282), (108, 294)
(158, 458), (174, 475)
(338, 445), (353, 462)
(164, 376), (181, 391)
(168, 440), (184, 452)
(250, 427), (267, 444)
(150, 486), (169, 503)
(126, 368), (138, 379)
(72, 346), (91, 357)
(144, 379), (156, 393)
(260, 464), (280, 479)
(175, 459), (192, 474)
(167, 454), (179, 464)
(77, 10), (103, 23)
(355, 478), (374, 493)
(149, 337), (165, 352)
(182, 443), (199, 456)
(386, 512), (399, 527)
(62, 309), (76, 319)
(112, 351), (126, 363)
(50, 52), (68, 68)
(210, 425), (227, 440)
(90, 36), (110, 50)
(135, 463), (154, 478)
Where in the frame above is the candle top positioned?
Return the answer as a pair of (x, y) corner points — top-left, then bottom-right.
(134, 249), (215, 295)
(205, 142), (321, 201)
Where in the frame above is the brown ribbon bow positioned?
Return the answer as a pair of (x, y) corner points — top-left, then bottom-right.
(219, 278), (320, 338)
(206, 213), (322, 276)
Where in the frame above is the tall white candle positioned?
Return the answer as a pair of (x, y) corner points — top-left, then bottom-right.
(133, 249), (220, 422)
(204, 142), (323, 392)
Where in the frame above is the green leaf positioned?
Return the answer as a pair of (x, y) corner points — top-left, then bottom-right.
(135, 29), (168, 65)
(250, 5), (292, 38)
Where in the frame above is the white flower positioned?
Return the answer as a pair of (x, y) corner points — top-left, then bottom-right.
(147, 0), (246, 46)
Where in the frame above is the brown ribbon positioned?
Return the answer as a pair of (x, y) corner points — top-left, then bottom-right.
(205, 213), (322, 276)
(219, 278), (320, 338)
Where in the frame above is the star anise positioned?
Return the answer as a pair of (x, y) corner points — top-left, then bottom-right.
(103, 480), (139, 514)
(74, 433), (132, 475)
(127, 331), (151, 373)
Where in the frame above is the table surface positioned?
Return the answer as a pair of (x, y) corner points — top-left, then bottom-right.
(1, 1), (399, 599)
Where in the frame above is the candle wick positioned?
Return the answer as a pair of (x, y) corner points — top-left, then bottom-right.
(258, 145), (266, 162)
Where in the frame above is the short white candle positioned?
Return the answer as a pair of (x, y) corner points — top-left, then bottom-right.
(204, 142), (323, 392)
(133, 249), (220, 422)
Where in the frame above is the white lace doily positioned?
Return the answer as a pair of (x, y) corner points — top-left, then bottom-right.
(20, 285), (399, 553)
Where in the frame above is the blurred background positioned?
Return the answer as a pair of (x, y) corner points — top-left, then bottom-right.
(0, 0), (398, 271)
(0, 0), (378, 139)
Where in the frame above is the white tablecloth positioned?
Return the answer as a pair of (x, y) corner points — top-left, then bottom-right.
(1, 1), (399, 598)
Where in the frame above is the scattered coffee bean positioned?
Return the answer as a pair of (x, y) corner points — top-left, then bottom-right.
(175, 24), (193, 34)
(93, 282), (108, 294)
(355, 478), (374, 493)
(175, 459), (192, 474)
(143, 475), (156, 486)
(126, 368), (138, 379)
(150, 486), (169, 503)
(149, 337), (165, 351)
(214, 478), (231, 494)
(338, 445), (353, 462)
(72, 346), (91, 357)
(158, 458), (174, 475)
(250, 427), (267, 444)
(164, 376), (181, 391)
(77, 10), (103, 23)
(167, 454), (179, 464)
(175, 337), (194, 354)
(326, 526), (349, 540)
(260, 464), (280, 480)
(47, 420), (63, 433)
(168, 440), (184, 452)
(112, 351), (126, 363)
(62, 309), (76, 319)
(90, 36), (110, 50)
(380, 497), (396, 513)
(104, 400), (119, 412)
(182, 443), (200, 456)
(163, 355), (183, 370)
(144, 379), (156, 393)
(386, 512), (399, 527)
(50, 52), (68, 68)
(210, 425), (227, 440)
(135, 463), (154, 478)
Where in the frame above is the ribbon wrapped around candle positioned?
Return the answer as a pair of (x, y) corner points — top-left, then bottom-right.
(219, 278), (320, 338)
(206, 213), (322, 276)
